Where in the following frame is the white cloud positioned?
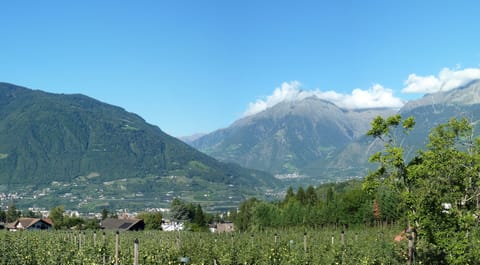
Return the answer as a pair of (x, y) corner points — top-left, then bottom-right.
(243, 81), (404, 117)
(243, 81), (304, 117)
(402, 67), (480, 94)
(316, 84), (404, 110)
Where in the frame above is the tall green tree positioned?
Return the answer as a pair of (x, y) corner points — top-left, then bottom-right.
(283, 187), (295, 204)
(234, 198), (258, 231)
(101, 208), (109, 220)
(410, 118), (480, 264)
(137, 212), (163, 230)
(305, 185), (318, 206)
(6, 203), (21, 223)
(170, 198), (189, 221)
(365, 115), (480, 264)
(374, 185), (403, 222)
(49, 206), (65, 229)
(252, 201), (280, 230)
(364, 114), (416, 263)
(338, 185), (372, 224)
(0, 208), (6, 222)
(281, 199), (305, 226)
(296, 187), (306, 205)
(193, 204), (206, 227)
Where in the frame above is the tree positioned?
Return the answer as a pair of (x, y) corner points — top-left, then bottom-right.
(281, 199), (305, 226)
(374, 185), (403, 223)
(137, 212), (163, 230)
(171, 198), (189, 221)
(296, 187), (306, 205)
(84, 218), (101, 230)
(305, 185), (318, 206)
(364, 114), (416, 264)
(109, 211), (118, 219)
(186, 203), (196, 221)
(325, 186), (335, 206)
(410, 117), (480, 264)
(193, 204), (205, 227)
(338, 186), (372, 224)
(49, 206), (65, 229)
(101, 208), (109, 220)
(23, 210), (40, 218)
(252, 201), (279, 230)
(0, 208), (6, 222)
(234, 197), (258, 231)
(283, 187), (295, 204)
(365, 115), (480, 264)
(364, 115), (416, 195)
(6, 203), (21, 223)
(63, 216), (85, 229)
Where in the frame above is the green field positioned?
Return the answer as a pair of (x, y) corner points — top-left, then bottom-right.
(0, 226), (407, 265)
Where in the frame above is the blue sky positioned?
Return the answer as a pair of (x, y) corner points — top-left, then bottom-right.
(1, 1), (480, 137)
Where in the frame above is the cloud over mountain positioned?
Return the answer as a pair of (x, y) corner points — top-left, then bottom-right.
(243, 81), (404, 117)
(402, 67), (480, 94)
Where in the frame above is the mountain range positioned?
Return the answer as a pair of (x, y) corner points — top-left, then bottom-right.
(0, 82), (276, 211)
(189, 80), (480, 182)
(2, 80), (480, 211)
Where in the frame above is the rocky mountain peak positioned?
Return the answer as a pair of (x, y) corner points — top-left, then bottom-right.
(401, 79), (480, 113)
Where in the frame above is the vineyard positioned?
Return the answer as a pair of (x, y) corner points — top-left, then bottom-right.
(0, 226), (408, 265)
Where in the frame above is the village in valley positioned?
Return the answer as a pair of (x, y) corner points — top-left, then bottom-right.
(0, 199), (236, 234)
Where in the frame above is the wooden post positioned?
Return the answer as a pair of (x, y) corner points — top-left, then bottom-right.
(94, 231), (97, 247)
(341, 230), (345, 245)
(407, 226), (415, 265)
(250, 234), (254, 248)
(331, 234), (334, 245)
(274, 233), (278, 246)
(80, 233), (82, 248)
(103, 232), (106, 265)
(133, 238), (139, 265)
(355, 232), (358, 241)
(115, 231), (119, 265)
(303, 232), (307, 253)
(476, 193), (479, 210)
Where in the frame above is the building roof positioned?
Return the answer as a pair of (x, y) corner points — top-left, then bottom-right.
(100, 218), (144, 231)
(6, 218), (52, 230)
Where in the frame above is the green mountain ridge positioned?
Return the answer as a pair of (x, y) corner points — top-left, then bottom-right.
(0, 82), (277, 211)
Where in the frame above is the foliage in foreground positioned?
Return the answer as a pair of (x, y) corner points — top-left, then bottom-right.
(0, 227), (413, 265)
(365, 115), (480, 264)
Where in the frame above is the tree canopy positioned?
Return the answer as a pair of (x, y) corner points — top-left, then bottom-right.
(365, 115), (480, 264)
